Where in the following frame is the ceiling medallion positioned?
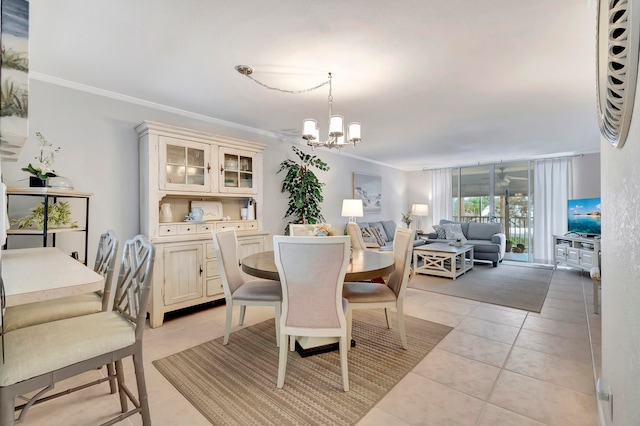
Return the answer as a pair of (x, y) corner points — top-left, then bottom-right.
(596, 0), (640, 148)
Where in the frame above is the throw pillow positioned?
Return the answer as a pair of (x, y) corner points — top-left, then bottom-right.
(369, 223), (389, 242)
(433, 225), (447, 239)
(369, 227), (386, 247)
(361, 227), (376, 243)
(442, 223), (467, 243)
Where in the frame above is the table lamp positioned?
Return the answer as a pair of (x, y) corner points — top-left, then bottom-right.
(411, 203), (429, 233)
(342, 199), (364, 223)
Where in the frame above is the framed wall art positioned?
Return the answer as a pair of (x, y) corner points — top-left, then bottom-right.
(353, 172), (381, 213)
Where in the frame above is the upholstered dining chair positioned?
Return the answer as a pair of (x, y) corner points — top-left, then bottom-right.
(346, 222), (368, 250)
(343, 228), (414, 350)
(3, 230), (119, 332)
(0, 234), (155, 426)
(212, 229), (282, 346)
(273, 235), (351, 391)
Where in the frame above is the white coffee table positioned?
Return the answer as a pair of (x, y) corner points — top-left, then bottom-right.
(413, 242), (474, 280)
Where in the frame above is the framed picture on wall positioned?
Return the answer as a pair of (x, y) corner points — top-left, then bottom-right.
(353, 172), (382, 213)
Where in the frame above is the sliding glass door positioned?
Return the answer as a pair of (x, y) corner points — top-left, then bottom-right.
(452, 162), (533, 262)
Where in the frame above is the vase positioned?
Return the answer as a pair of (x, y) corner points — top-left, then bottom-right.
(159, 203), (173, 223)
(29, 176), (47, 187)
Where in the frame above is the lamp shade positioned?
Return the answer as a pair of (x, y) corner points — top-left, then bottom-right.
(347, 122), (361, 143)
(341, 199), (363, 219)
(302, 119), (317, 140)
(329, 115), (344, 137)
(411, 204), (429, 216)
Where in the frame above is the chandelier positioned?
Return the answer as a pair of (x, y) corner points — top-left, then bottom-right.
(302, 73), (361, 150)
(235, 66), (361, 150)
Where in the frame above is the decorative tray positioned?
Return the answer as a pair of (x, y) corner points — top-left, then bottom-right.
(190, 201), (223, 221)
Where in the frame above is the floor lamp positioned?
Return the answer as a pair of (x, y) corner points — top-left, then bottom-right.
(411, 204), (429, 233)
(342, 199), (364, 223)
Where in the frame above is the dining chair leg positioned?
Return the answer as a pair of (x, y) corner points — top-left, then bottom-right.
(106, 362), (117, 394)
(277, 334), (289, 388)
(289, 334), (296, 351)
(274, 304), (281, 347)
(397, 306), (408, 350)
(339, 335), (350, 392)
(0, 388), (15, 426)
(384, 308), (393, 329)
(346, 309), (353, 351)
(133, 353), (151, 426)
(223, 301), (233, 345)
(239, 305), (247, 325)
(115, 359), (128, 413)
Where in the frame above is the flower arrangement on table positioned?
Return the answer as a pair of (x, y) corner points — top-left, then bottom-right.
(401, 211), (413, 227)
(21, 132), (61, 181)
(313, 223), (334, 236)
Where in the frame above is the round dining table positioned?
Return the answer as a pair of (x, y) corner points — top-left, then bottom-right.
(241, 249), (395, 282)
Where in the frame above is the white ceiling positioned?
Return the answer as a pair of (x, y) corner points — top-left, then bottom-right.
(30, 0), (600, 170)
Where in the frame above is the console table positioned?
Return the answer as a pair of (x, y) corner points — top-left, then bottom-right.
(553, 234), (600, 272)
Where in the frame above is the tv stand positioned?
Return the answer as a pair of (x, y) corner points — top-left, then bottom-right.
(554, 234), (600, 272)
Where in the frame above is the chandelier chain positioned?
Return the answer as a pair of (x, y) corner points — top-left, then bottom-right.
(241, 73), (330, 94)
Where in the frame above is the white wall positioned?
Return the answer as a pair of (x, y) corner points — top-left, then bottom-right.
(0, 79), (409, 260)
(599, 96), (640, 422)
(572, 152), (601, 199)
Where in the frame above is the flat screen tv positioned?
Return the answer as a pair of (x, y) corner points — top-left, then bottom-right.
(567, 197), (601, 236)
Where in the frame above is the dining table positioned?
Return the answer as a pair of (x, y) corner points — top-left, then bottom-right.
(241, 248), (395, 356)
(2, 247), (104, 308)
(241, 248), (395, 283)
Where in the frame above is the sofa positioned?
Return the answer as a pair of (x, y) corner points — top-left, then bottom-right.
(425, 220), (506, 267)
(354, 220), (427, 251)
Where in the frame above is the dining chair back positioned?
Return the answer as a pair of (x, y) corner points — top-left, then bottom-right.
(346, 222), (368, 250)
(2, 230), (118, 332)
(343, 228), (414, 350)
(273, 235), (351, 391)
(0, 235), (154, 426)
(212, 229), (282, 346)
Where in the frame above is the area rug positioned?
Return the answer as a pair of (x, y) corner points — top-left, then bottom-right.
(153, 311), (452, 425)
(408, 263), (553, 312)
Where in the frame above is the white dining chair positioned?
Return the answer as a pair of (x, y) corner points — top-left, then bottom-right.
(212, 229), (282, 346)
(273, 235), (351, 391)
(0, 234), (155, 425)
(343, 228), (414, 350)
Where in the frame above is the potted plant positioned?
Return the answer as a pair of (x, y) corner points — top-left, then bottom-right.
(277, 146), (329, 234)
(455, 238), (463, 247)
(21, 132), (61, 186)
(11, 201), (78, 230)
(401, 211), (413, 228)
(506, 240), (513, 252)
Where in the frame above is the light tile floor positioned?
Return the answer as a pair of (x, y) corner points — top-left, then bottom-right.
(16, 264), (600, 425)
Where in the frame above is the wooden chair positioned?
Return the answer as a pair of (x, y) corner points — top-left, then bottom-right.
(212, 229), (282, 346)
(273, 235), (351, 391)
(343, 228), (414, 350)
(3, 230), (118, 332)
(0, 235), (155, 426)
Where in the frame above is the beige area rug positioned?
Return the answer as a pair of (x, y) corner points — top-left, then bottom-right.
(153, 311), (452, 425)
(409, 263), (553, 312)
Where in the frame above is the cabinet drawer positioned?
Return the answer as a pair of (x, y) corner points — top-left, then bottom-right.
(580, 250), (594, 267)
(178, 223), (198, 234)
(555, 245), (567, 259)
(205, 242), (216, 259)
(206, 259), (220, 278)
(243, 221), (258, 230)
(206, 277), (224, 297)
(197, 223), (214, 233)
(159, 225), (178, 236)
(216, 221), (243, 231)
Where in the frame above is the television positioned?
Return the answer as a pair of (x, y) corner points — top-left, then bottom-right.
(567, 197), (601, 236)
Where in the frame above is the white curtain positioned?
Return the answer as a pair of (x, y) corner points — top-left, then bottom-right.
(430, 168), (453, 227)
(533, 158), (572, 264)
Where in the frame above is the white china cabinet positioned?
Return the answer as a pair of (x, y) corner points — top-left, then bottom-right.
(137, 121), (268, 328)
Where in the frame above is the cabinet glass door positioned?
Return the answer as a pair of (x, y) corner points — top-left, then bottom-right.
(160, 137), (210, 192)
(220, 148), (256, 193)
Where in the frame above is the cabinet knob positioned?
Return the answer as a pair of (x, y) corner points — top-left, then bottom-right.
(199, 266), (203, 275)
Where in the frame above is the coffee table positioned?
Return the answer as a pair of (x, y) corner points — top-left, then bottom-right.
(413, 242), (474, 280)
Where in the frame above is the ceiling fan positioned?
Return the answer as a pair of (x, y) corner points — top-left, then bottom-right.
(495, 167), (527, 187)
